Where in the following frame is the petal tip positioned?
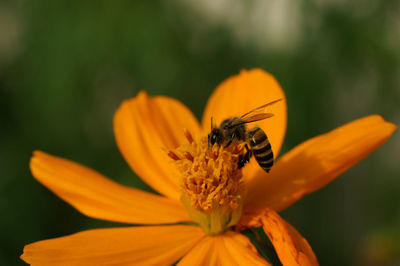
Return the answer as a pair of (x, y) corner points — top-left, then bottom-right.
(30, 150), (52, 168)
(386, 121), (397, 132)
(116, 90), (149, 115)
(20, 245), (30, 264)
(30, 150), (44, 171)
(137, 90), (149, 98)
(373, 115), (398, 135)
(32, 150), (44, 157)
(239, 68), (274, 79)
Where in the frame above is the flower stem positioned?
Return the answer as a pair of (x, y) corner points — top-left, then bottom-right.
(242, 227), (282, 265)
(248, 228), (275, 253)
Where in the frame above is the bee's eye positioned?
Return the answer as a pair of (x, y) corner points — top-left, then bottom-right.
(211, 134), (217, 144)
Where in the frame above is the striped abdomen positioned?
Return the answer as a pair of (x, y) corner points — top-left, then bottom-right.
(248, 127), (274, 173)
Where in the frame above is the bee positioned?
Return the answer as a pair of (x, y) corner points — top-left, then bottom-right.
(208, 99), (282, 173)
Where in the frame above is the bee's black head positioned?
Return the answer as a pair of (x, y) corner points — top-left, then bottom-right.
(208, 128), (222, 147)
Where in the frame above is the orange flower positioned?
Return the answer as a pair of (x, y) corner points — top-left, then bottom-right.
(21, 69), (396, 265)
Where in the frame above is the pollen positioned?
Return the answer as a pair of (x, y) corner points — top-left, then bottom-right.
(167, 129), (247, 235)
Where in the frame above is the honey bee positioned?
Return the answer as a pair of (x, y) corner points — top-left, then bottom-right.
(208, 99), (282, 173)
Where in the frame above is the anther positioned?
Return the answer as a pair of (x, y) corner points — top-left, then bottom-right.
(184, 129), (194, 143)
(167, 151), (180, 160)
(184, 152), (194, 162)
(213, 150), (219, 158)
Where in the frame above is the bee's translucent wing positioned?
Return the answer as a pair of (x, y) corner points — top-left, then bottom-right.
(226, 113), (274, 128)
(225, 99), (282, 128)
(240, 113), (274, 123)
(240, 99), (282, 119)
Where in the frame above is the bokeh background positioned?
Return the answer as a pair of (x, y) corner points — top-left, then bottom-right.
(1, 0), (399, 265)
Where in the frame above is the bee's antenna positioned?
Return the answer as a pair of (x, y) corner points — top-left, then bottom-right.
(208, 117), (214, 149)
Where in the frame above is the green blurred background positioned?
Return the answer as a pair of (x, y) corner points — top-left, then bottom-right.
(1, 0), (399, 265)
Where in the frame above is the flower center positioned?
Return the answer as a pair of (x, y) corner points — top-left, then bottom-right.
(167, 129), (247, 235)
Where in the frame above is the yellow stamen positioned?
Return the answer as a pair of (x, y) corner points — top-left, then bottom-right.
(168, 129), (247, 235)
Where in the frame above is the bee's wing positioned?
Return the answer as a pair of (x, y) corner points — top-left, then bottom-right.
(224, 99), (282, 128)
(240, 99), (282, 119)
(241, 113), (274, 123)
(226, 113), (274, 128)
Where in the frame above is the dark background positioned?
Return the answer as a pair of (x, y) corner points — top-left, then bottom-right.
(1, 1), (399, 265)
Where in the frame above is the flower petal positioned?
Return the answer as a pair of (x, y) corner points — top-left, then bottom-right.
(178, 231), (270, 266)
(242, 208), (318, 266)
(177, 236), (218, 265)
(21, 225), (204, 266)
(218, 232), (271, 266)
(201, 69), (287, 180)
(114, 91), (201, 200)
(246, 115), (397, 211)
(30, 151), (191, 224)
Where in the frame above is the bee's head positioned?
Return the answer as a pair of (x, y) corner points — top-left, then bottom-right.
(208, 128), (222, 148)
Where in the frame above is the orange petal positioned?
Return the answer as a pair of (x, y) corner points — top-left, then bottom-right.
(114, 91), (201, 200)
(30, 151), (191, 224)
(177, 236), (219, 265)
(201, 69), (287, 181)
(178, 231), (270, 266)
(243, 208), (318, 266)
(246, 115), (397, 211)
(21, 225), (204, 266)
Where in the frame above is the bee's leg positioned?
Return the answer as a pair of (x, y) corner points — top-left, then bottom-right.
(224, 132), (235, 148)
(244, 144), (252, 163)
(238, 144), (252, 169)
